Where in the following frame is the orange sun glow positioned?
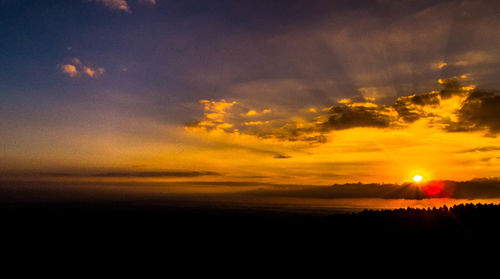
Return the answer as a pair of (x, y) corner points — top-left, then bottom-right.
(413, 175), (423, 183)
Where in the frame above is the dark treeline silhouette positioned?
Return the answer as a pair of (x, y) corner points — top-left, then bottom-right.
(2, 201), (500, 251)
(343, 203), (500, 238)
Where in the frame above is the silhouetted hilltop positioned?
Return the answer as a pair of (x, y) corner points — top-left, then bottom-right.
(1, 201), (500, 246)
(354, 202), (500, 234)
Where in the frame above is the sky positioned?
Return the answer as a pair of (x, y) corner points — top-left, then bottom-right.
(2, 0), (500, 188)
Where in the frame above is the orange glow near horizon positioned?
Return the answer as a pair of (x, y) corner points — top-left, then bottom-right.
(3, 79), (500, 187)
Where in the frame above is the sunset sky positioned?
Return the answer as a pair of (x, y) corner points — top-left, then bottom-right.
(2, 0), (500, 189)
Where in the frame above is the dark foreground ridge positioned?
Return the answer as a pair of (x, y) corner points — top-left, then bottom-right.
(2, 201), (500, 248)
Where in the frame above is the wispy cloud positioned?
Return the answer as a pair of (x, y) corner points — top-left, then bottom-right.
(459, 146), (500, 153)
(138, 0), (156, 4)
(274, 154), (292, 159)
(7, 170), (220, 179)
(89, 170), (218, 178)
(94, 0), (131, 12)
(94, 0), (156, 13)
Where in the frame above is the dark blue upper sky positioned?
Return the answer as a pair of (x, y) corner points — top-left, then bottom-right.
(2, 1), (499, 102)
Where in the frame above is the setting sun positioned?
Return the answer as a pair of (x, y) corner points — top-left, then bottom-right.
(413, 175), (423, 183)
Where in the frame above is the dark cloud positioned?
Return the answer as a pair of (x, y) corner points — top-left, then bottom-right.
(312, 78), (496, 135)
(323, 105), (392, 130)
(5, 170), (220, 179)
(409, 92), (441, 106)
(246, 178), (500, 200)
(321, 78), (467, 132)
(459, 146), (500, 153)
(256, 128), (327, 143)
(391, 78), (468, 123)
(438, 78), (468, 99)
(391, 99), (422, 123)
(274, 154), (292, 159)
(188, 77), (500, 143)
(447, 89), (500, 133)
(5, 177), (500, 201)
(90, 171), (220, 178)
(251, 124), (319, 142)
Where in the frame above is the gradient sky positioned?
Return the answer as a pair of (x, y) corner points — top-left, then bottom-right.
(2, 0), (500, 186)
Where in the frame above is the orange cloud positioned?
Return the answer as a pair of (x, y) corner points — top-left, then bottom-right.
(245, 121), (270, 126)
(60, 64), (78, 77)
(83, 66), (105, 79)
(246, 110), (257, 116)
(59, 58), (105, 79)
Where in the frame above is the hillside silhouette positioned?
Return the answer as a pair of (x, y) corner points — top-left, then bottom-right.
(2, 201), (500, 249)
(2, 178), (500, 249)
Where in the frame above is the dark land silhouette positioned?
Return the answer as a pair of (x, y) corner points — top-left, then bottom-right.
(2, 200), (500, 247)
(3, 178), (500, 251)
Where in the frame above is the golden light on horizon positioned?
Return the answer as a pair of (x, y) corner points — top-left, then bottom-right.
(413, 175), (423, 183)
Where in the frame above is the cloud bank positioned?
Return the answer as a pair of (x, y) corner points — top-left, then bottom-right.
(187, 77), (499, 143)
(246, 178), (500, 200)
